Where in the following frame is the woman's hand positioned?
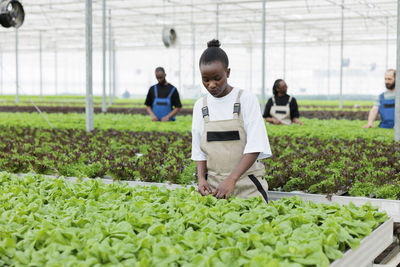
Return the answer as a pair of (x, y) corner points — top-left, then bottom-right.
(271, 118), (281, 125)
(265, 117), (281, 125)
(198, 177), (212, 196)
(213, 176), (237, 200)
(293, 118), (303, 126)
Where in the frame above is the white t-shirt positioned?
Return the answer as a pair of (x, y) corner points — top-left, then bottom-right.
(191, 87), (272, 161)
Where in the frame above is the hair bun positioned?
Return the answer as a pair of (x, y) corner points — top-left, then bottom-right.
(207, 39), (221, 48)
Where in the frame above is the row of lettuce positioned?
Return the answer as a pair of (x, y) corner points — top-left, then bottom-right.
(1, 105), (374, 120)
(0, 95), (373, 107)
(1, 112), (399, 199)
(0, 173), (388, 266)
(0, 112), (393, 141)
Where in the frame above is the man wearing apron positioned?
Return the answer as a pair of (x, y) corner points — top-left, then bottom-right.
(145, 67), (182, 122)
(191, 39), (272, 201)
(363, 69), (396, 129)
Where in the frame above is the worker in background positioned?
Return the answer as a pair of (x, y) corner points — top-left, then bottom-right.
(363, 69), (396, 129)
(145, 67), (182, 122)
(263, 79), (303, 125)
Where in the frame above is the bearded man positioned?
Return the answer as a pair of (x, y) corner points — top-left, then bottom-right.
(363, 69), (396, 129)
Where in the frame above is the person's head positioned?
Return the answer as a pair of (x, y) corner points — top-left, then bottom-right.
(385, 69), (396, 90)
(272, 79), (287, 96)
(199, 39), (231, 97)
(155, 67), (167, 85)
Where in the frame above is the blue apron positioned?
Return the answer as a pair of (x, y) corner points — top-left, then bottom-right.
(378, 92), (395, 129)
(152, 84), (176, 121)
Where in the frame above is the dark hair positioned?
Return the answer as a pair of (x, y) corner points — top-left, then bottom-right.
(199, 39), (229, 69)
(155, 67), (165, 73)
(272, 79), (284, 95)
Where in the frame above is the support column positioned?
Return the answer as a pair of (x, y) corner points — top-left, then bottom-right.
(102, 0), (107, 112)
(327, 41), (331, 100)
(112, 39), (116, 101)
(339, 0), (344, 109)
(192, 24), (196, 87)
(386, 17), (389, 70)
(261, 0), (266, 108)
(39, 31), (43, 100)
(108, 9), (112, 106)
(395, 1), (400, 141)
(216, 1), (219, 39)
(54, 46), (58, 95)
(249, 45), (253, 93)
(85, 0), (94, 132)
(0, 52), (2, 95)
(283, 21), (286, 80)
(15, 28), (19, 104)
(178, 44), (182, 97)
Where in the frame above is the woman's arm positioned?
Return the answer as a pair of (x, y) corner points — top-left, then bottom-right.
(292, 117), (303, 125)
(197, 161), (212, 195)
(213, 152), (259, 199)
(265, 117), (281, 124)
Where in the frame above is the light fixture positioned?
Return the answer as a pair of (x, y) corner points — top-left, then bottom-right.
(162, 26), (177, 48)
(0, 0), (25, 28)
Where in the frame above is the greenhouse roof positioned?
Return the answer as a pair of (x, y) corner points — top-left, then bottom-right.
(0, 0), (397, 52)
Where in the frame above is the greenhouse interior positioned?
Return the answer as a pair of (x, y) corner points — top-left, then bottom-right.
(1, 0), (400, 266)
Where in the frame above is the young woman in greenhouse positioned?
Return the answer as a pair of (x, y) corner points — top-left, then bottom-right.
(191, 39), (271, 201)
(263, 79), (303, 125)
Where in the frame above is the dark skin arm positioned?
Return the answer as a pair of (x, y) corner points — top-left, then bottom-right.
(161, 107), (181, 122)
(292, 117), (303, 125)
(213, 152), (260, 200)
(265, 117), (281, 125)
(146, 106), (159, 121)
(196, 160), (212, 195)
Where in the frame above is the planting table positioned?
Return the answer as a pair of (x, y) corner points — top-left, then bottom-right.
(18, 174), (400, 266)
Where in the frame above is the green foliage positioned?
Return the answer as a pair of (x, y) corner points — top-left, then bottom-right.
(375, 184), (400, 200)
(348, 182), (376, 197)
(0, 113), (395, 142)
(0, 173), (388, 266)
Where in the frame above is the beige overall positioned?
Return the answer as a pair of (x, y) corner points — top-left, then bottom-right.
(200, 90), (269, 202)
(270, 96), (292, 125)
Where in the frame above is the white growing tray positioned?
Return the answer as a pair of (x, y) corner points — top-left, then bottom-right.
(330, 218), (393, 267)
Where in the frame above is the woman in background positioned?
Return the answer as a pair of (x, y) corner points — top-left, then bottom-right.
(263, 79), (302, 125)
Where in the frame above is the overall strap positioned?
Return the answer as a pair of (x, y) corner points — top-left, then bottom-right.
(167, 87), (176, 98)
(154, 85), (158, 98)
(272, 96), (276, 106)
(233, 90), (244, 119)
(202, 95), (209, 122)
(287, 96), (293, 106)
(379, 92), (385, 102)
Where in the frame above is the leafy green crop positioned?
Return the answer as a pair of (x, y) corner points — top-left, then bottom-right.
(0, 172), (388, 266)
(0, 112), (395, 142)
(1, 126), (399, 198)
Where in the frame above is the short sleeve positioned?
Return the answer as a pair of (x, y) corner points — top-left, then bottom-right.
(242, 93), (272, 159)
(262, 98), (273, 118)
(191, 99), (207, 161)
(290, 97), (300, 119)
(171, 88), (182, 108)
(144, 86), (154, 107)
